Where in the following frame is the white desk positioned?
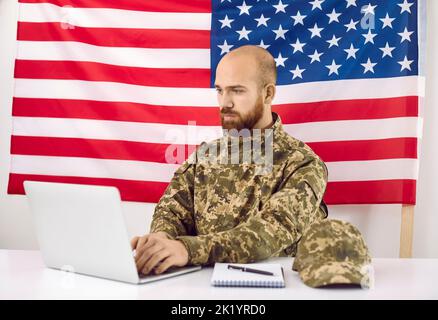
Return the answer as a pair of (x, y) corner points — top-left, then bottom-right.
(1, 250), (437, 299)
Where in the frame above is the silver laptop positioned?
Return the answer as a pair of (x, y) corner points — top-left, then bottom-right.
(23, 181), (201, 284)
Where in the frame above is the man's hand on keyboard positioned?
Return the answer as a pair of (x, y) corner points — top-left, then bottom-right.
(130, 232), (189, 275)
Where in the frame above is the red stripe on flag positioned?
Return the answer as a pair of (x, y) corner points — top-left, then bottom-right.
(11, 136), (190, 163)
(14, 60), (211, 88)
(10, 136), (418, 163)
(273, 96), (418, 124)
(17, 22), (210, 48)
(325, 180), (417, 205)
(8, 173), (169, 202)
(12, 98), (221, 125)
(18, 0), (212, 13)
(12, 97), (416, 125)
(8, 173), (417, 204)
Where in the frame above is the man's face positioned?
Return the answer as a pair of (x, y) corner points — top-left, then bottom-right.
(214, 57), (265, 131)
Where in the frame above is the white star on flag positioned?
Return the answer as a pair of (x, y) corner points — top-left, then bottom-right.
(380, 42), (396, 58)
(218, 40), (233, 55)
(327, 35), (341, 48)
(361, 58), (377, 74)
(346, 0), (357, 8)
(219, 15), (234, 29)
(290, 39), (306, 53)
(398, 56), (414, 71)
(273, 0), (288, 14)
(380, 13), (395, 29)
(236, 26), (252, 40)
(308, 23), (323, 38)
(362, 3), (377, 15)
(237, 1), (252, 16)
(344, 43), (359, 59)
(344, 19), (359, 32)
(275, 53), (288, 67)
(255, 14), (270, 27)
(362, 29), (377, 44)
(290, 65), (305, 79)
(273, 25), (288, 40)
(398, 27), (414, 43)
(291, 11), (306, 26)
(327, 9), (341, 24)
(308, 49), (323, 63)
(258, 39), (270, 49)
(398, 0), (414, 14)
(310, 0), (325, 11)
(326, 60), (341, 75)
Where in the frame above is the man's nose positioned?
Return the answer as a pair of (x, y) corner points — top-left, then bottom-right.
(219, 92), (233, 109)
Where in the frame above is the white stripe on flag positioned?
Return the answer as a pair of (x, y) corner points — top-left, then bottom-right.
(18, 2), (211, 30)
(12, 117), (222, 145)
(14, 77), (423, 106)
(14, 79), (216, 106)
(327, 159), (419, 181)
(11, 155), (178, 182)
(275, 75), (425, 104)
(10, 154), (418, 181)
(13, 116), (419, 145)
(16, 41), (211, 69)
(283, 117), (419, 143)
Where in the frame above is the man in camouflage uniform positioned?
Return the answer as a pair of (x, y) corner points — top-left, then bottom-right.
(131, 45), (328, 275)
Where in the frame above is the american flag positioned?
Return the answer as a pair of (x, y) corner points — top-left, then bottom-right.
(8, 0), (423, 204)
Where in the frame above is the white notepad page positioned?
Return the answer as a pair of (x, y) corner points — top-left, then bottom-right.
(211, 263), (285, 288)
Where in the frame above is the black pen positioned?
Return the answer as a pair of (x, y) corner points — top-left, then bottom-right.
(227, 264), (274, 276)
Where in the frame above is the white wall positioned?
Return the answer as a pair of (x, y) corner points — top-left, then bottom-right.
(1, 0), (437, 258)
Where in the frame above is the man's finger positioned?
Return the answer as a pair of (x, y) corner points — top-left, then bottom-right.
(137, 234), (150, 249)
(154, 257), (175, 275)
(130, 236), (140, 250)
(136, 243), (163, 272)
(134, 237), (158, 262)
(141, 236), (159, 251)
(134, 236), (159, 262)
(142, 250), (170, 275)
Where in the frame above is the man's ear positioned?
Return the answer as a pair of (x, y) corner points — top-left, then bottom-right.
(263, 83), (276, 105)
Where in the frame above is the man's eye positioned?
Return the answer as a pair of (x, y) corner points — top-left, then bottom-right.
(216, 89), (222, 94)
(233, 90), (243, 94)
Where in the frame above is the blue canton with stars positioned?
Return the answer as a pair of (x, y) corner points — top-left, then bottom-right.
(210, 0), (418, 86)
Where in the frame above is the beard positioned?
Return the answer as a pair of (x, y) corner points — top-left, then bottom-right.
(220, 95), (264, 131)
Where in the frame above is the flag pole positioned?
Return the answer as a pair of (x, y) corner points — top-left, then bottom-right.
(399, 205), (415, 258)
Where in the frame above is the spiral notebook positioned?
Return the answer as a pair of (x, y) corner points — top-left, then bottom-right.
(211, 263), (285, 288)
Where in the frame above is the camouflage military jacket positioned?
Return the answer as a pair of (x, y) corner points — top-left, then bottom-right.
(150, 112), (328, 265)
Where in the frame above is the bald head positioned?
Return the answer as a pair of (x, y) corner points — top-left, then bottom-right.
(216, 45), (277, 90)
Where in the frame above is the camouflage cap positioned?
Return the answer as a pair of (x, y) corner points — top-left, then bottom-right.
(292, 219), (372, 288)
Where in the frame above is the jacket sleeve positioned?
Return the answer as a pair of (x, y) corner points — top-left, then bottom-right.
(149, 157), (197, 239)
(176, 156), (328, 265)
